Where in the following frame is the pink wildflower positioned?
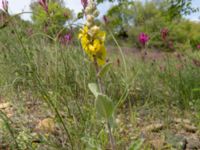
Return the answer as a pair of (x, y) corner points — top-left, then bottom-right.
(197, 44), (200, 49)
(81, 0), (88, 9)
(60, 33), (72, 45)
(139, 33), (149, 46)
(38, 0), (48, 13)
(1, 0), (8, 13)
(64, 33), (72, 43)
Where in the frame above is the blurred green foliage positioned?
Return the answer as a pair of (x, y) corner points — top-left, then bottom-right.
(30, 0), (73, 36)
(105, 0), (200, 51)
(166, 0), (199, 21)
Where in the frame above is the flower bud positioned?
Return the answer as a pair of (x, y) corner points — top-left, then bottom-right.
(89, 25), (100, 36)
(86, 21), (92, 28)
(90, 2), (96, 10)
(87, 15), (94, 23)
(91, 25), (99, 33)
(81, 0), (88, 9)
(93, 10), (99, 17)
(85, 5), (92, 15)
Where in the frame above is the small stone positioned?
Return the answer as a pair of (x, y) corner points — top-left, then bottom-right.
(150, 139), (164, 149)
(115, 118), (121, 124)
(35, 118), (55, 133)
(186, 138), (200, 149)
(127, 124), (133, 128)
(184, 124), (197, 133)
(174, 118), (191, 124)
(6, 113), (13, 118)
(144, 123), (164, 132)
(0, 102), (11, 109)
(119, 128), (124, 133)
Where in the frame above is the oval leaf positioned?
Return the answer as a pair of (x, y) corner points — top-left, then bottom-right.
(88, 83), (99, 98)
(95, 94), (114, 119)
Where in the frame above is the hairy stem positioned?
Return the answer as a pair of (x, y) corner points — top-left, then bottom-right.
(93, 56), (116, 150)
(107, 121), (116, 150)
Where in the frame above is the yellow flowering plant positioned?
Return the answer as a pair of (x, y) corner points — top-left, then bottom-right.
(79, 0), (116, 149)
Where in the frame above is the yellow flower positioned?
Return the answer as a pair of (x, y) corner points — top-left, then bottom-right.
(92, 39), (101, 52)
(96, 44), (106, 66)
(79, 25), (107, 66)
(97, 31), (106, 42)
(78, 26), (88, 39)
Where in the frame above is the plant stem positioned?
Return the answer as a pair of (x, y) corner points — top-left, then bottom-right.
(93, 56), (116, 150)
(94, 57), (103, 93)
(0, 110), (19, 149)
(107, 121), (116, 150)
(109, 31), (127, 79)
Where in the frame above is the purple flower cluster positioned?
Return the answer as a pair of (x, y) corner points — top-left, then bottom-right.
(38, 0), (48, 13)
(1, 0), (8, 13)
(81, 0), (88, 9)
(138, 33), (149, 46)
(64, 33), (72, 42)
(60, 33), (72, 46)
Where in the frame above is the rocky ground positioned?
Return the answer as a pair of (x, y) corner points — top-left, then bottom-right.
(0, 96), (200, 149)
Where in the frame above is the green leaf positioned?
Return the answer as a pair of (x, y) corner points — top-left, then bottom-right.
(97, 129), (108, 144)
(97, 62), (112, 78)
(192, 88), (200, 92)
(128, 139), (144, 150)
(88, 83), (99, 98)
(77, 12), (84, 19)
(95, 94), (114, 119)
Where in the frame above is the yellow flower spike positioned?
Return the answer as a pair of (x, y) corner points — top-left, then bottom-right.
(79, 1), (107, 66)
(79, 26), (89, 39)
